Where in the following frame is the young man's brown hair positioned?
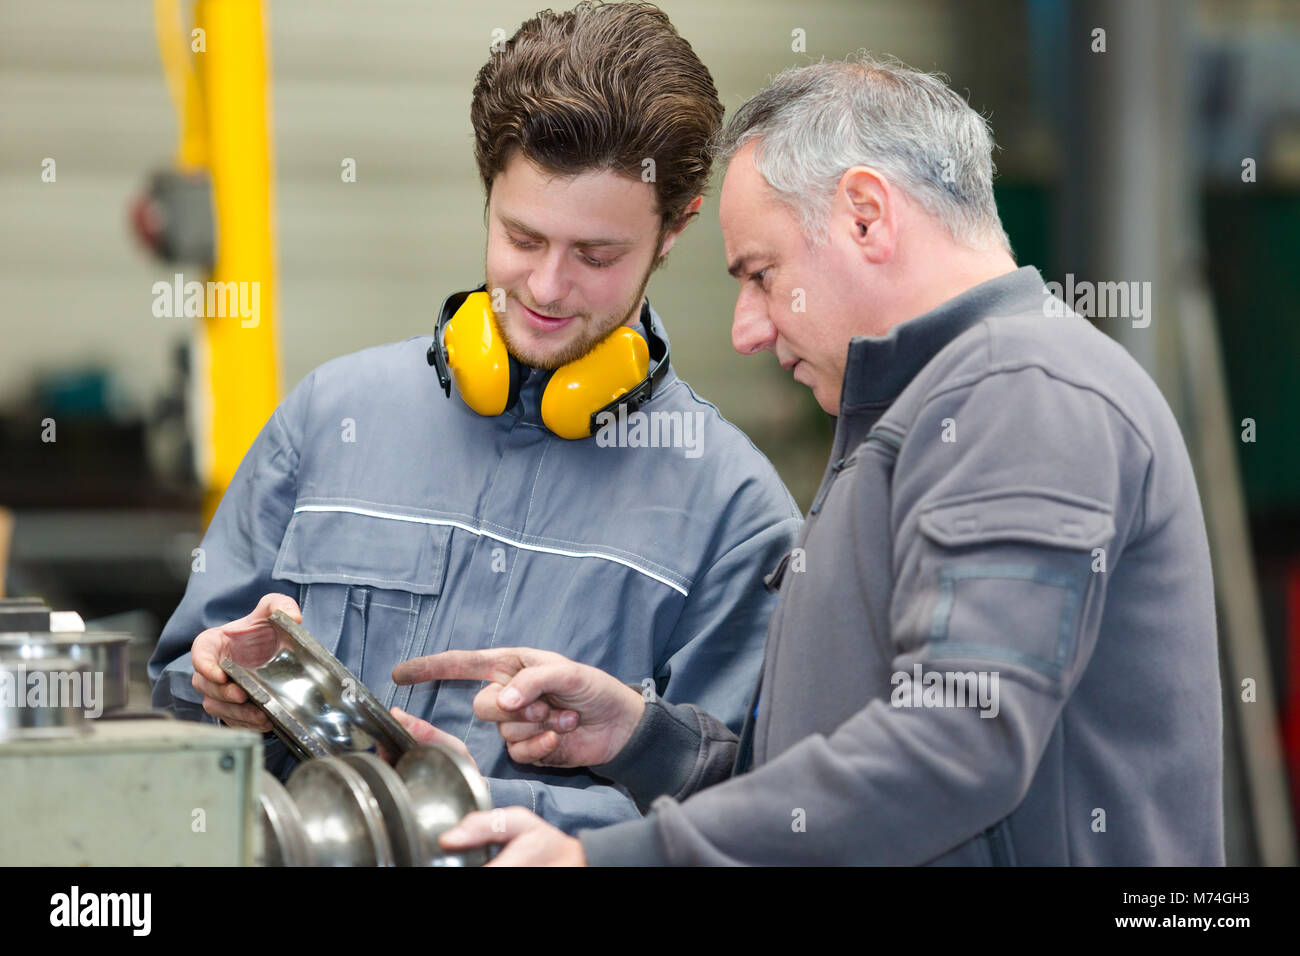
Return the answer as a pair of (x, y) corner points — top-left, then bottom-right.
(470, 1), (723, 262)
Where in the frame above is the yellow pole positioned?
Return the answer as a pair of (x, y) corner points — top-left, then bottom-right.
(153, 0), (208, 170)
(193, 0), (281, 523)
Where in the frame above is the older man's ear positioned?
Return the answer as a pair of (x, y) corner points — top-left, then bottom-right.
(837, 166), (896, 264)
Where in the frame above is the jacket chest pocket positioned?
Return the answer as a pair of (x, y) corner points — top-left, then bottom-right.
(271, 506), (453, 707)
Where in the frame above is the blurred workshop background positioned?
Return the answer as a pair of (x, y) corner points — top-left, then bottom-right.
(1, 0), (1298, 864)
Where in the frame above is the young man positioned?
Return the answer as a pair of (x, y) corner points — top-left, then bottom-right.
(413, 55), (1224, 866)
(148, 2), (801, 834)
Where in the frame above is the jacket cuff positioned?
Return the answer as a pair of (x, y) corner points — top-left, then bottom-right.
(152, 653), (212, 720)
(579, 815), (668, 866)
(591, 696), (702, 810)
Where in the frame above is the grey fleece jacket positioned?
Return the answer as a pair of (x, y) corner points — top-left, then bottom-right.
(579, 266), (1224, 866)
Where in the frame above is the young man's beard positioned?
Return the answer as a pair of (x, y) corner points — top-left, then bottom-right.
(488, 261), (655, 371)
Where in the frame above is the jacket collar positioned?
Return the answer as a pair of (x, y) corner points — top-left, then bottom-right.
(839, 265), (1045, 411)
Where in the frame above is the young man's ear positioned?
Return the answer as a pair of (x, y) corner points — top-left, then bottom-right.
(658, 195), (705, 259)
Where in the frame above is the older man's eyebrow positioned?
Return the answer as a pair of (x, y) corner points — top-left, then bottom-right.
(727, 252), (769, 278)
(498, 214), (634, 248)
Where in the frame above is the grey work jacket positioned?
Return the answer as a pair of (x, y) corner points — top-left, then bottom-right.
(581, 267), (1225, 865)
(149, 304), (802, 834)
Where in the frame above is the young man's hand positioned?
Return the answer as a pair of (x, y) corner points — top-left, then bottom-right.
(385, 706), (478, 771)
(190, 592), (302, 732)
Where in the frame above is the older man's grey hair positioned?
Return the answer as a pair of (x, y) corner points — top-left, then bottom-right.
(713, 54), (1012, 254)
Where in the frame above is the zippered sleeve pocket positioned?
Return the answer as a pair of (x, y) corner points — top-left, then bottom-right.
(895, 489), (1115, 688)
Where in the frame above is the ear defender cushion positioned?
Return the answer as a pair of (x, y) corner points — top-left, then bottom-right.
(443, 291), (520, 416)
(541, 326), (650, 440)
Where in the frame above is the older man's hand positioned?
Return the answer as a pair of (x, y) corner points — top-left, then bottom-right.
(392, 647), (645, 768)
(441, 807), (586, 866)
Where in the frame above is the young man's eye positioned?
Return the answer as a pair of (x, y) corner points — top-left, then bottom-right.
(507, 235), (538, 250)
(581, 252), (615, 269)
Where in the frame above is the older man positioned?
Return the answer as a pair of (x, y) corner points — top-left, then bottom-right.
(397, 55), (1224, 865)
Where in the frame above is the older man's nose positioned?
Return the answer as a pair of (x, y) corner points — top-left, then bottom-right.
(732, 295), (776, 355)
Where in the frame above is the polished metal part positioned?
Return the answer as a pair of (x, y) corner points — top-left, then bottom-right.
(267, 744), (493, 867)
(219, 609), (415, 763)
(0, 656), (92, 740)
(285, 757), (396, 867)
(257, 771), (313, 867)
(339, 752), (424, 867)
(398, 745), (493, 867)
(0, 632), (131, 712)
(0, 598), (52, 633)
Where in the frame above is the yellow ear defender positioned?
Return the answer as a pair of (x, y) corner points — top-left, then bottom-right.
(435, 290), (520, 417)
(428, 287), (670, 439)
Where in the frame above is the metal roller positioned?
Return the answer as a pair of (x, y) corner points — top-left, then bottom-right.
(259, 745), (494, 867)
(285, 757), (396, 867)
(256, 771), (312, 867)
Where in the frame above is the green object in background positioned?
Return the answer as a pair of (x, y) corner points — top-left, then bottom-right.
(996, 183), (1054, 278)
(1202, 190), (1300, 516)
(39, 369), (112, 420)
(994, 183), (1300, 517)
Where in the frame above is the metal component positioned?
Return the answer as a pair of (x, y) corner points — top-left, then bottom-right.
(339, 753), (424, 867)
(0, 656), (92, 741)
(219, 609), (415, 763)
(285, 757), (395, 867)
(0, 631), (131, 713)
(0, 598), (52, 633)
(267, 746), (492, 867)
(257, 771), (312, 867)
(217, 606), (492, 868)
(397, 745), (493, 867)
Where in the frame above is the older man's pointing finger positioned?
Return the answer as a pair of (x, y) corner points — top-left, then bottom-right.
(392, 646), (647, 768)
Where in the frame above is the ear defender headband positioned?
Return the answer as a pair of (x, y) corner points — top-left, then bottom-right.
(428, 287), (670, 440)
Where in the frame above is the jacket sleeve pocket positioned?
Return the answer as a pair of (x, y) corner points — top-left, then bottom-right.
(901, 490), (1116, 687)
(918, 490), (1114, 551)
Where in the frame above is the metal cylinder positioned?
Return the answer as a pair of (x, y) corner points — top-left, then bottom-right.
(0, 656), (93, 740)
